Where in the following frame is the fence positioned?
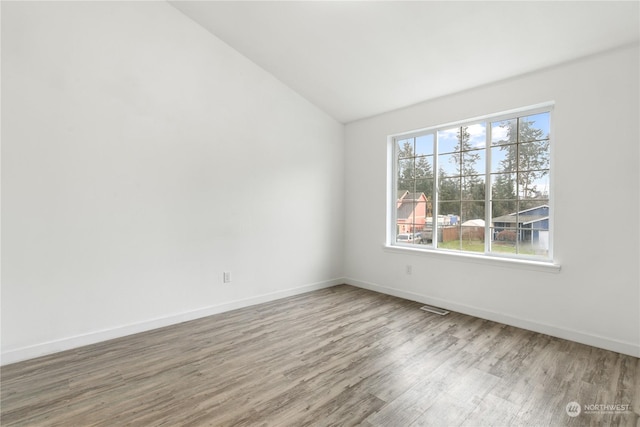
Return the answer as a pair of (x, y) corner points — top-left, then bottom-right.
(437, 226), (485, 243)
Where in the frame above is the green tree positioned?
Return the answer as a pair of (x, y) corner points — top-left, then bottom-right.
(456, 127), (480, 176)
(491, 173), (517, 218)
(454, 127), (484, 220)
(438, 171), (460, 205)
(398, 140), (434, 198)
(494, 118), (549, 200)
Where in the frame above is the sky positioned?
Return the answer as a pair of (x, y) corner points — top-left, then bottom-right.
(398, 112), (550, 181)
(435, 112), (550, 152)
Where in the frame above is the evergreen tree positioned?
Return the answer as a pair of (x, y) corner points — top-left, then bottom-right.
(491, 173), (517, 218)
(455, 127), (483, 221)
(397, 139), (434, 197)
(397, 141), (415, 192)
(493, 118), (549, 203)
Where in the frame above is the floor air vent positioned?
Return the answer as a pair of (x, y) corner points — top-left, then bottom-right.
(420, 305), (450, 315)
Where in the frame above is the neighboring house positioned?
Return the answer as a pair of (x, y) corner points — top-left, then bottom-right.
(492, 205), (549, 244)
(461, 218), (485, 241)
(396, 191), (430, 234)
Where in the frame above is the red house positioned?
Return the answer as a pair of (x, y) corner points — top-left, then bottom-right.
(396, 191), (430, 234)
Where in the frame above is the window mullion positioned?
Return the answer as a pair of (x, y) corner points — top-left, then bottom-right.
(485, 122), (492, 254)
(457, 127), (463, 252)
(412, 141), (418, 237)
(515, 118), (521, 255)
(391, 137), (399, 243)
(433, 132), (439, 249)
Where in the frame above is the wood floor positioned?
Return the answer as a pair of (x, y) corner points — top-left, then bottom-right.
(1, 285), (639, 426)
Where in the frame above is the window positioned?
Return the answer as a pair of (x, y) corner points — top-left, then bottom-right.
(390, 105), (552, 262)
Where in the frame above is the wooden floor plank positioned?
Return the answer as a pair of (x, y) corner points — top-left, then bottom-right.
(1, 285), (638, 426)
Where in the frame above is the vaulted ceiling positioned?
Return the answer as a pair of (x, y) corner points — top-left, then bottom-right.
(170, 1), (639, 123)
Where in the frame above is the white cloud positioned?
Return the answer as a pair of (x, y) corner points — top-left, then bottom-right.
(437, 122), (500, 149)
(467, 123), (486, 148)
(491, 124), (509, 142)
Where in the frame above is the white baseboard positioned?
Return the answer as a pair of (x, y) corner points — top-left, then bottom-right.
(345, 277), (640, 358)
(1, 278), (343, 366)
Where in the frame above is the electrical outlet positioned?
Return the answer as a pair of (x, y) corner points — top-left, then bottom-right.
(406, 265), (412, 275)
(223, 272), (231, 283)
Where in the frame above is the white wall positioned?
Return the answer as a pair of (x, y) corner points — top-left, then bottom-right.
(344, 44), (640, 357)
(1, 1), (344, 363)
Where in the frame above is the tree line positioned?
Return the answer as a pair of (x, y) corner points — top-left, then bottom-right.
(398, 117), (549, 221)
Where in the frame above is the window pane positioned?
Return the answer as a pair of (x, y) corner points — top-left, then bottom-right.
(438, 201), (460, 218)
(420, 225), (434, 244)
(515, 204), (549, 255)
(396, 232), (412, 243)
(492, 200), (517, 222)
(518, 140), (549, 171)
(438, 177), (461, 201)
(415, 156), (433, 179)
(398, 158), (414, 180)
(415, 134), (434, 156)
(413, 230), (431, 246)
(462, 175), (485, 201)
(518, 171), (549, 199)
(438, 127), (459, 153)
(516, 228), (544, 256)
(460, 222), (484, 252)
(529, 217), (549, 231)
(461, 201), (485, 223)
(519, 113), (550, 142)
(492, 226), (517, 242)
(464, 123), (487, 150)
(439, 225), (462, 251)
(463, 149), (485, 175)
(491, 173), (517, 201)
(519, 199), (549, 210)
(397, 179), (413, 194)
(438, 153), (460, 176)
(414, 179), (433, 200)
(396, 200), (416, 235)
(517, 202), (549, 222)
(490, 227), (517, 254)
(490, 145), (517, 173)
(415, 201), (428, 234)
(461, 202), (485, 252)
(491, 202), (549, 257)
(491, 119), (516, 145)
(527, 228), (550, 256)
(397, 138), (414, 159)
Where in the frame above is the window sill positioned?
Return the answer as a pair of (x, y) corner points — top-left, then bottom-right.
(382, 244), (561, 273)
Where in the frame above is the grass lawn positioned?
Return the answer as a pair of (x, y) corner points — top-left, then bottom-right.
(438, 239), (541, 255)
(438, 240), (485, 252)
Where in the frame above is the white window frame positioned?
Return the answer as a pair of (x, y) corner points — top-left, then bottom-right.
(386, 103), (560, 272)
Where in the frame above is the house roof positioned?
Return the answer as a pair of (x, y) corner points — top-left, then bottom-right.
(397, 202), (417, 220)
(492, 205), (549, 225)
(398, 191), (427, 202)
(492, 214), (549, 225)
(492, 205), (549, 224)
(461, 219), (485, 227)
(516, 204), (549, 215)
